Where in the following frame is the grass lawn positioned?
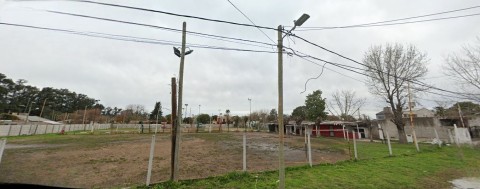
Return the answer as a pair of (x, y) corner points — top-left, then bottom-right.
(147, 142), (480, 189)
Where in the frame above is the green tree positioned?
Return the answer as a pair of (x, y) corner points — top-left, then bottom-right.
(267, 108), (277, 122)
(305, 90), (327, 123)
(197, 114), (211, 124)
(149, 101), (163, 121)
(291, 106), (306, 125)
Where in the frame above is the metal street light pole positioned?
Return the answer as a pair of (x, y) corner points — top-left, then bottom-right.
(278, 14), (309, 189)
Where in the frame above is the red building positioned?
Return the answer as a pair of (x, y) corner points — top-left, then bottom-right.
(307, 121), (368, 139)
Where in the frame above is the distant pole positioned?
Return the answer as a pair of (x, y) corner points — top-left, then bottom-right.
(39, 98), (47, 118)
(248, 98), (252, 131)
(408, 82), (420, 152)
(173, 21), (187, 182)
(197, 105), (200, 133)
(170, 77), (177, 181)
(457, 103), (466, 128)
(82, 106), (87, 131)
(277, 25), (285, 189)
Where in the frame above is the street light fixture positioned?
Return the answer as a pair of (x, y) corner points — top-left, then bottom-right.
(277, 14), (309, 189)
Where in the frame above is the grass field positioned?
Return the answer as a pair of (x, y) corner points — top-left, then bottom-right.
(146, 142), (480, 189)
(1, 131), (478, 188)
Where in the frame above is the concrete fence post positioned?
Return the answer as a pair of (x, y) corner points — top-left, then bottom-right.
(353, 131), (358, 160)
(34, 125), (38, 135)
(28, 125), (33, 135)
(307, 130), (312, 167)
(433, 128), (441, 148)
(7, 124), (12, 137)
(146, 135), (156, 186)
(386, 132), (392, 156)
(18, 125), (23, 136)
(243, 132), (247, 172)
(0, 139), (6, 165)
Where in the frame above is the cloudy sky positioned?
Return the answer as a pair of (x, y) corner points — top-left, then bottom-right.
(1, 0), (479, 117)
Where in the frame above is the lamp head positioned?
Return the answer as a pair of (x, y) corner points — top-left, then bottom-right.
(294, 14), (310, 26)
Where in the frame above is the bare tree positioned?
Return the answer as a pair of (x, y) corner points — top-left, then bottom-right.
(445, 38), (480, 102)
(328, 90), (365, 121)
(363, 43), (428, 144)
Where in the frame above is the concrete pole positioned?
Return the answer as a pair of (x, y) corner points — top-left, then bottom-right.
(386, 131), (392, 156)
(408, 82), (420, 152)
(173, 22), (187, 182)
(146, 135), (156, 186)
(7, 123), (12, 136)
(0, 139), (6, 165)
(277, 25), (285, 189)
(353, 131), (358, 160)
(307, 129), (312, 167)
(243, 132), (246, 172)
(434, 128), (441, 148)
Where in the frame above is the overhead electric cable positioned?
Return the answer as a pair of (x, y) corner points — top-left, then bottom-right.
(297, 12), (480, 31)
(291, 34), (477, 97)
(226, 0), (276, 44)
(297, 5), (480, 30)
(67, 0), (278, 31)
(0, 22), (277, 54)
(40, 9), (276, 48)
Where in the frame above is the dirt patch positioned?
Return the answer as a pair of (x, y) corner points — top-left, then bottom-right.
(0, 132), (348, 188)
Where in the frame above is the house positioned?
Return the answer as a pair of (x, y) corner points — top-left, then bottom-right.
(373, 107), (478, 143)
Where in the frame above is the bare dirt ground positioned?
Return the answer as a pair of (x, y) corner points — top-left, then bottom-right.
(0, 132), (348, 188)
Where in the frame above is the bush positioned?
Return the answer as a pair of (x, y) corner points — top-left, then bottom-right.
(0, 113), (19, 120)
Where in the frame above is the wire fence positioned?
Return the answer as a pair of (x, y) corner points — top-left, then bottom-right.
(0, 124), (475, 188)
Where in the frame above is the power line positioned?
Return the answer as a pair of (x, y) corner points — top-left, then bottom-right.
(290, 34), (479, 98)
(283, 39), (475, 100)
(296, 5), (480, 30)
(67, 0), (278, 31)
(226, 0), (276, 44)
(0, 22), (277, 54)
(297, 12), (480, 31)
(39, 9), (276, 48)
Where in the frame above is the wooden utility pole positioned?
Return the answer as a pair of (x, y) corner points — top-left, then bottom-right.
(408, 82), (420, 152)
(170, 77), (177, 181)
(173, 21), (187, 182)
(277, 25), (285, 189)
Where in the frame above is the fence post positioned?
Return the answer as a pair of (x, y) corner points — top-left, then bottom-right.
(146, 135), (156, 186)
(7, 124), (12, 137)
(307, 130), (312, 167)
(434, 128), (441, 148)
(0, 139), (6, 165)
(18, 125), (23, 136)
(51, 125), (54, 133)
(34, 125), (38, 135)
(353, 131), (358, 160)
(386, 132), (392, 156)
(28, 125), (32, 135)
(243, 132), (247, 172)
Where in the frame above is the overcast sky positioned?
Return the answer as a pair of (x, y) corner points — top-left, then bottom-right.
(1, 0), (479, 117)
